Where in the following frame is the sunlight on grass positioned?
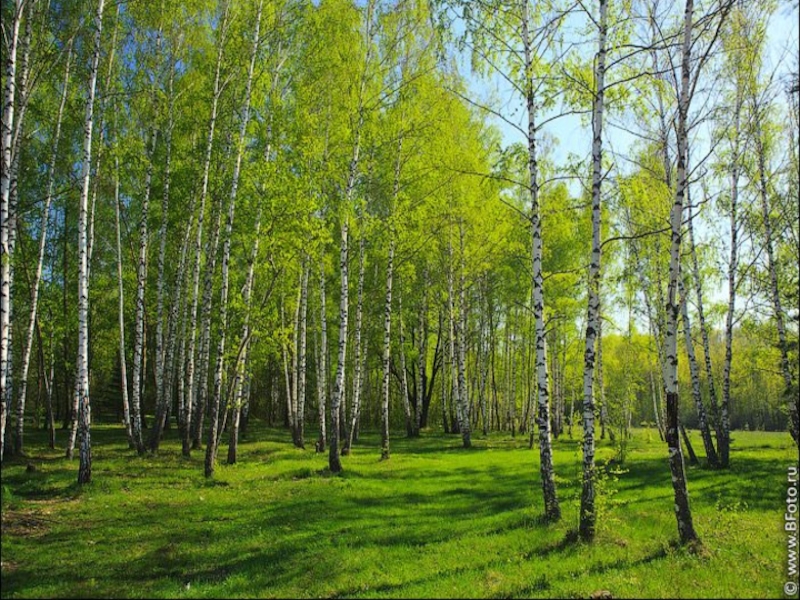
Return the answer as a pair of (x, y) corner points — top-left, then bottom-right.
(1, 424), (796, 598)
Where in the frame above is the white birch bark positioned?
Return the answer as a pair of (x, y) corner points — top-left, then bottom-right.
(662, 0), (699, 546)
(415, 267), (428, 436)
(227, 208), (261, 464)
(193, 199), (223, 449)
(447, 239), (460, 435)
(290, 273), (301, 442)
(579, 0), (607, 540)
(281, 299), (293, 429)
(721, 88), (742, 454)
(205, 0), (261, 477)
(129, 128), (158, 456)
(380, 241), (396, 459)
(521, 0), (559, 522)
(679, 277), (718, 465)
(686, 203), (723, 452)
(330, 0), (375, 473)
(4, 1), (35, 450)
(329, 215), (349, 473)
(150, 56), (176, 452)
(15, 39), (72, 455)
(296, 260), (310, 448)
(457, 223), (471, 448)
(185, 0), (230, 453)
(348, 232), (365, 448)
(76, 0), (105, 484)
(0, 0), (23, 462)
(113, 150), (134, 448)
(316, 260), (328, 451)
(752, 101), (795, 444)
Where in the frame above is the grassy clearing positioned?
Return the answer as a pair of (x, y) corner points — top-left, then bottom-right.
(1, 423), (796, 598)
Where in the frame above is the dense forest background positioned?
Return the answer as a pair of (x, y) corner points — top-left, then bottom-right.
(1, 0), (798, 542)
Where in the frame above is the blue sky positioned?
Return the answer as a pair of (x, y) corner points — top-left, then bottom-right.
(451, 1), (798, 333)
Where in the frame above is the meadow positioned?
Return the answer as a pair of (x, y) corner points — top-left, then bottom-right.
(1, 423), (797, 598)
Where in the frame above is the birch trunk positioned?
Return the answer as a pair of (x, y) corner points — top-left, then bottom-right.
(578, 0), (606, 540)
(281, 300), (293, 429)
(522, 0), (559, 522)
(296, 260), (309, 448)
(597, 321), (607, 441)
(114, 153), (134, 448)
(227, 209), (261, 464)
(41, 320), (56, 448)
(478, 297), (488, 436)
(347, 232), (365, 449)
(447, 240), (460, 435)
(185, 0), (230, 453)
(721, 88), (742, 455)
(317, 261), (328, 451)
(679, 278), (719, 466)
(0, 0), (24, 462)
(680, 421), (699, 466)
(416, 268), (428, 437)
(686, 202), (723, 453)
(192, 174), (224, 450)
(129, 128), (159, 456)
(289, 274), (301, 443)
(441, 311), (450, 433)
(662, 0), (699, 546)
(345, 233), (369, 455)
(380, 240), (395, 458)
(205, 0), (261, 477)
(753, 104), (796, 445)
(150, 60), (176, 452)
(329, 217), (349, 473)
(4, 1), (36, 453)
(457, 224), (471, 448)
(15, 40), (72, 455)
(76, 0), (105, 484)
(329, 0), (374, 473)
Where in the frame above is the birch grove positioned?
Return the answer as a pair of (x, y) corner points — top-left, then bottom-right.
(1, 0), (796, 553)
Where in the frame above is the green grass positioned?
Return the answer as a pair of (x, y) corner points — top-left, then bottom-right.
(1, 422), (797, 598)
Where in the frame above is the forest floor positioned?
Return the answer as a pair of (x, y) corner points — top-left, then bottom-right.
(1, 422), (797, 598)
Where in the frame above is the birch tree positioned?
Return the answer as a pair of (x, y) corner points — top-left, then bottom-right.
(0, 0), (24, 463)
(578, 0), (607, 542)
(76, 0), (106, 484)
(205, 0), (262, 478)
